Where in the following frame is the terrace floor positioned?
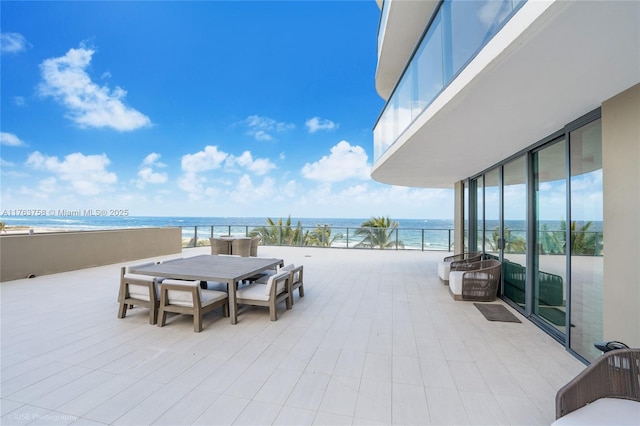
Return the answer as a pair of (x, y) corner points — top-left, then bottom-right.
(1, 246), (586, 425)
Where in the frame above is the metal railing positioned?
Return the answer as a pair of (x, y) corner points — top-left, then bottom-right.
(181, 224), (456, 251)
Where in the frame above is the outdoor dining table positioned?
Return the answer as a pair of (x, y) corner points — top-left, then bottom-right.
(129, 254), (283, 324)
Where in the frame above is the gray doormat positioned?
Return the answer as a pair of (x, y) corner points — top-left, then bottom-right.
(474, 303), (521, 323)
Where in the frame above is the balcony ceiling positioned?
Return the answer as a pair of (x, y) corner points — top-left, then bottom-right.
(371, 0), (640, 188)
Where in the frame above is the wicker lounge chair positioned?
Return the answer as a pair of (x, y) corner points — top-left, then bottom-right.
(448, 259), (502, 301)
(438, 251), (483, 283)
(231, 238), (252, 257)
(554, 348), (640, 424)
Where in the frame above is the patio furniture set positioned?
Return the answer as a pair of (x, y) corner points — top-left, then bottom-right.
(117, 248), (304, 332)
(438, 252), (502, 301)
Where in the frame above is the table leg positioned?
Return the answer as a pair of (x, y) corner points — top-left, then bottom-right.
(228, 279), (238, 324)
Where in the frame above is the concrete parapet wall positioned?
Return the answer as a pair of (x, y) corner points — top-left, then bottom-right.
(0, 227), (182, 282)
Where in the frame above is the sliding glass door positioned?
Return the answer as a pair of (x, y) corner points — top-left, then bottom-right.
(502, 156), (527, 308)
(533, 139), (568, 333)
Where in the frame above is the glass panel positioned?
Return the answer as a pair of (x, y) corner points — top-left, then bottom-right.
(415, 12), (443, 117)
(534, 140), (567, 333)
(464, 180), (469, 252)
(484, 169), (500, 257)
(569, 119), (603, 362)
(396, 70), (413, 137)
(503, 155), (527, 306)
(476, 175), (484, 252)
(447, 0), (516, 76)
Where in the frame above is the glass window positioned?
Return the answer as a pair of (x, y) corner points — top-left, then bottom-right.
(503, 155), (527, 306)
(484, 169), (500, 256)
(534, 140), (567, 333)
(476, 175), (484, 252)
(569, 119), (603, 362)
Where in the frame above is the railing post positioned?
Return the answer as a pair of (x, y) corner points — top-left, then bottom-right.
(422, 229), (425, 251)
(448, 229), (452, 251)
(193, 226), (198, 248)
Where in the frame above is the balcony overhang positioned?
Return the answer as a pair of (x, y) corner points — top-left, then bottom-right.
(371, 0), (640, 188)
(375, 0), (439, 100)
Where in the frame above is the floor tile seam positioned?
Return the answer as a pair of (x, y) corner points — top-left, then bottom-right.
(0, 360), (81, 398)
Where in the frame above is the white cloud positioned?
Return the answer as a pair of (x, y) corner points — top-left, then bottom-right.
(0, 132), (25, 147)
(14, 96), (26, 106)
(38, 44), (151, 131)
(301, 140), (371, 182)
(305, 117), (338, 133)
(181, 145), (228, 173)
(178, 146), (229, 199)
(242, 115), (294, 141)
(25, 151), (117, 195)
(0, 32), (30, 54)
(226, 151), (276, 176)
(134, 153), (167, 188)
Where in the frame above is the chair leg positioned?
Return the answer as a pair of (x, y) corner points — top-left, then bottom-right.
(150, 303), (158, 325)
(194, 314), (203, 332)
(269, 301), (277, 321)
(118, 301), (128, 318)
(158, 308), (167, 327)
(298, 285), (304, 298)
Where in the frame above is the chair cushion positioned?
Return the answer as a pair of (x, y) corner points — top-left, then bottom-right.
(162, 279), (200, 307)
(200, 289), (228, 308)
(449, 271), (464, 295)
(124, 273), (158, 283)
(236, 283), (269, 301)
(438, 261), (451, 281)
(265, 271), (289, 296)
(127, 283), (152, 301)
(552, 397), (640, 425)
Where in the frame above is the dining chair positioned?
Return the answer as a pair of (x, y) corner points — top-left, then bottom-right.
(250, 236), (260, 257)
(157, 279), (229, 332)
(210, 238), (230, 255)
(231, 238), (252, 257)
(235, 271), (291, 321)
(288, 265), (305, 304)
(117, 263), (164, 324)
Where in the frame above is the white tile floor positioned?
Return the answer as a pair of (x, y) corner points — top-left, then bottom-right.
(1, 246), (586, 425)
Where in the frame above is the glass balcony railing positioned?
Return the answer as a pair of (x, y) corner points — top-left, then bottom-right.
(374, 0), (526, 161)
(180, 224), (457, 251)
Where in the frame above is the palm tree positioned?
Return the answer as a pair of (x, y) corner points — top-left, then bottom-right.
(250, 216), (308, 246)
(0, 222), (6, 233)
(307, 225), (343, 247)
(354, 216), (404, 249)
(487, 226), (526, 254)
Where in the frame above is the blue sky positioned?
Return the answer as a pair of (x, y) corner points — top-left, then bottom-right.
(1, 1), (453, 219)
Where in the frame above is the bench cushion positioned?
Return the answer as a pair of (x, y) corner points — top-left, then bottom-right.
(552, 397), (640, 425)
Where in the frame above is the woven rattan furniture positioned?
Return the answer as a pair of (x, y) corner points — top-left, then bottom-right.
(438, 251), (483, 283)
(250, 236), (260, 257)
(555, 348), (640, 422)
(158, 279), (229, 332)
(231, 238), (252, 257)
(448, 259), (502, 301)
(210, 238), (230, 255)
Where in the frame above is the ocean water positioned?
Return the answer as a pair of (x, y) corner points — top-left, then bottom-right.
(2, 215), (602, 251)
(1, 215), (456, 250)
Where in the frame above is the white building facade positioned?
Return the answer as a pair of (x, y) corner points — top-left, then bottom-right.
(372, 0), (639, 363)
